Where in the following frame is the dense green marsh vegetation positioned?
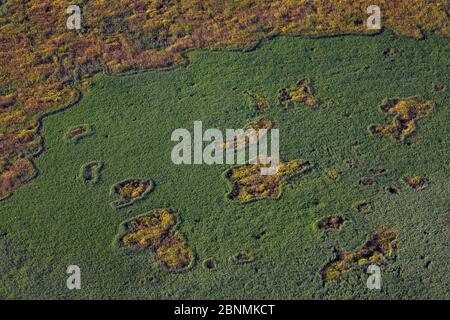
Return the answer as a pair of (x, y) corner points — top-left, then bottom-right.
(0, 30), (448, 299)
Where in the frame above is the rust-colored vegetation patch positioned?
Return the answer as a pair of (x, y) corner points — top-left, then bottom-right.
(244, 118), (274, 132)
(279, 79), (317, 107)
(357, 203), (370, 213)
(359, 177), (375, 187)
(67, 126), (86, 139)
(156, 235), (193, 270)
(0, 94), (15, 109)
(0, 158), (35, 200)
(434, 84), (445, 92)
(233, 251), (254, 264)
(66, 124), (94, 143)
(111, 178), (153, 208)
(1, 1), (448, 199)
(119, 208), (193, 270)
(0, 1), (448, 199)
(370, 98), (434, 140)
(226, 160), (311, 203)
(318, 216), (345, 230)
(370, 168), (386, 176)
(245, 91), (270, 115)
(404, 176), (429, 191)
(320, 227), (398, 282)
(80, 161), (102, 184)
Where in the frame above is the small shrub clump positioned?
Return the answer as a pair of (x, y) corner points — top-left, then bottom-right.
(320, 227), (398, 282)
(120, 208), (193, 270)
(80, 161), (103, 184)
(233, 251), (254, 264)
(279, 79), (317, 107)
(245, 91), (270, 115)
(359, 177), (375, 187)
(370, 98), (434, 140)
(404, 176), (429, 191)
(226, 160), (311, 203)
(356, 203), (370, 213)
(318, 216), (345, 230)
(111, 179), (153, 208)
(370, 168), (386, 176)
(325, 168), (340, 181)
(65, 124), (94, 143)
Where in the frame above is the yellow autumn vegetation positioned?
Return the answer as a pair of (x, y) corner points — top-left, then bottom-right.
(370, 98), (434, 140)
(245, 91), (270, 114)
(111, 179), (152, 208)
(120, 208), (193, 270)
(279, 79), (317, 107)
(321, 226), (398, 281)
(115, 179), (150, 200)
(404, 175), (428, 190)
(228, 159), (310, 203)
